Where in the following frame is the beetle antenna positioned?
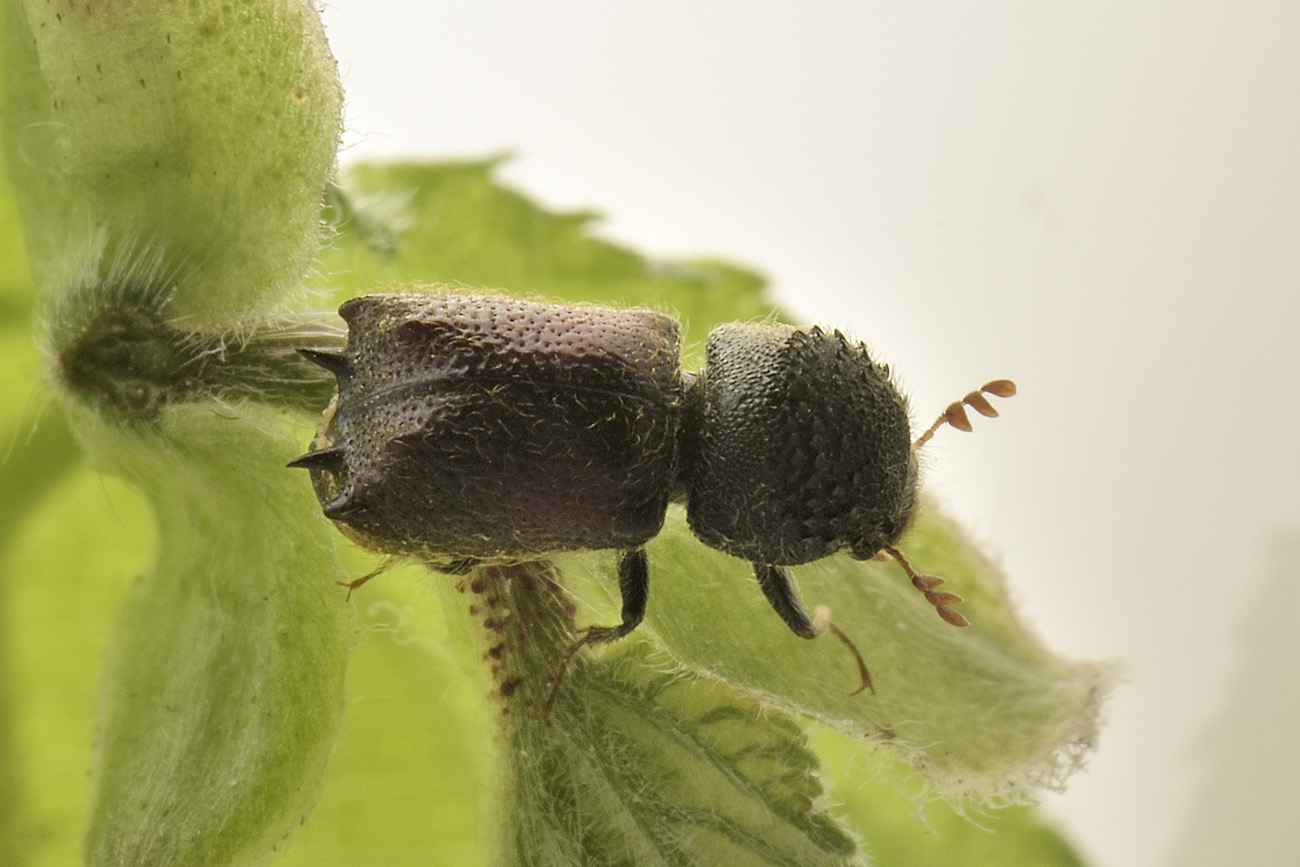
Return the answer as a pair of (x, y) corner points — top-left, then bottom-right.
(882, 546), (969, 627)
(913, 379), (1016, 449)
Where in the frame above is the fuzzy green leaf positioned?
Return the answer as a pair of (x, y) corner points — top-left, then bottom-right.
(268, 565), (495, 867)
(313, 161), (777, 357)
(72, 404), (354, 867)
(2, 1), (355, 864)
(2, 0), (342, 326)
(526, 650), (864, 867)
(457, 561), (863, 867)
(813, 731), (1088, 867)
(614, 509), (1107, 799)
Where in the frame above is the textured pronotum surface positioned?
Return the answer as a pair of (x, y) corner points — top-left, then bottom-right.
(686, 323), (917, 565)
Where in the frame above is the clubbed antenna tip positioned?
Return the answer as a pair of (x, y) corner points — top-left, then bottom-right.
(914, 378), (1017, 449)
(883, 546), (970, 628)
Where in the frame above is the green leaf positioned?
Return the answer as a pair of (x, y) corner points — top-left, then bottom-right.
(528, 653), (862, 867)
(4, 404), (356, 867)
(812, 731), (1088, 867)
(67, 404), (352, 867)
(463, 562), (865, 867)
(268, 564), (494, 867)
(2, 2), (356, 864)
(0, 88), (85, 865)
(3, 458), (152, 866)
(624, 509), (1108, 799)
(3, 0), (342, 327)
(312, 160), (777, 360)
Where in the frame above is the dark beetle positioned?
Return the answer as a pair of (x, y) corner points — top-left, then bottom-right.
(291, 292), (1013, 690)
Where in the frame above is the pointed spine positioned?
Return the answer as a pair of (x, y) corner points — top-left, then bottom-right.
(297, 347), (351, 377)
(287, 446), (347, 471)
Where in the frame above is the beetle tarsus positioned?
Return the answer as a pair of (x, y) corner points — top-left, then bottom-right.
(337, 560), (392, 601)
(827, 622), (875, 695)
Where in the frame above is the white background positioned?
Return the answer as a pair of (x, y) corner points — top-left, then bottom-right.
(319, 3), (1300, 865)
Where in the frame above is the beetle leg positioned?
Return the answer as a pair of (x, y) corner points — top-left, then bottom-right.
(753, 564), (873, 694)
(336, 558), (395, 600)
(583, 546), (651, 644)
(753, 563), (818, 638)
(543, 547), (650, 718)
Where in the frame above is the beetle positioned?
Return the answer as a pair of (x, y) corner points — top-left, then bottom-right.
(290, 292), (1014, 695)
